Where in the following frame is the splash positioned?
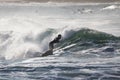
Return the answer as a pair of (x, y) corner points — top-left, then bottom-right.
(0, 27), (77, 60)
(102, 5), (120, 10)
(0, 27), (120, 60)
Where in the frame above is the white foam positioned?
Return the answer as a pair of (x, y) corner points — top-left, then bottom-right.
(102, 5), (119, 10)
(0, 26), (80, 60)
(0, 3), (120, 60)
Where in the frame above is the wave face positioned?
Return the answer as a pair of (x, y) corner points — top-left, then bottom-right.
(0, 28), (119, 60)
(0, 3), (120, 80)
(0, 28), (120, 80)
(55, 28), (120, 57)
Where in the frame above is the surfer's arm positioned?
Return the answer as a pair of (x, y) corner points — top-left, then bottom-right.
(49, 35), (62, 50)
(53, 37), (61, 43)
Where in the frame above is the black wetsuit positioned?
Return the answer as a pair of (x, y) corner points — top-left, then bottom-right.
(49, 37), (61, 50)
(41, 35), (61, 57)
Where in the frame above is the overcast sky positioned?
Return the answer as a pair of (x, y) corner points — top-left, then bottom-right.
(0, 0), (120, 3)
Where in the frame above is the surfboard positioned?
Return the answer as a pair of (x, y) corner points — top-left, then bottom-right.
(41, 49), (53, 57)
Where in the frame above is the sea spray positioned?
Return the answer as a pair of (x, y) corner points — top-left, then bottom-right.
(0, 27), (76, 60)
(0, 27), (120, 60)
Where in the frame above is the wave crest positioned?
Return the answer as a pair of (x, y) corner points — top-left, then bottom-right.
(0, 28), (119, 60)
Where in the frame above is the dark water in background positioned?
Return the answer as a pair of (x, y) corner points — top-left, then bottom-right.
(0, 3), (120, 80)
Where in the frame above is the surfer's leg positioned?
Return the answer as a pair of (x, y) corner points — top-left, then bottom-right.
(49, 42), (54, 50)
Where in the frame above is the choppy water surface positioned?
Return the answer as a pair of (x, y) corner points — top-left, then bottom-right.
(0, 3), (120, 80)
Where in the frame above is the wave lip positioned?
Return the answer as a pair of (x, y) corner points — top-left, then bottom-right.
(102, 5), (120, 10)
(60, 28), (119, 44)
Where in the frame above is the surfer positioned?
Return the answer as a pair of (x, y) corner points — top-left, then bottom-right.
(49, 34), (62, 50)
(41, 34), (62, 57)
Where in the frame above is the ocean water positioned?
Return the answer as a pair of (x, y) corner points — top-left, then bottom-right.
(0, 3), (120, 80)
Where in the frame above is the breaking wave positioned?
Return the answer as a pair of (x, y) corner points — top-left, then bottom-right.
(0, 27), (120, 60)
(102, 5), (120, 10)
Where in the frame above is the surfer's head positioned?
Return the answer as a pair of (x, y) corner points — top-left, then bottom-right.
(58, 34), (62, 39)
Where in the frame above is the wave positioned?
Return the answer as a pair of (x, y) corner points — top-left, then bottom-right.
(0, 28), (58, 60)
(102, 5), (120, 10)
(58, 28), (119, 47)
(55, 28), (120, 58)
(0, 27), (119, 60)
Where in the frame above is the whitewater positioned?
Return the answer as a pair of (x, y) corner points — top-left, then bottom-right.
(0, 3), (120, 80)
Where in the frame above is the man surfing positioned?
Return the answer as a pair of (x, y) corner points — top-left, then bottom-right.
(41, 34), (62, 57)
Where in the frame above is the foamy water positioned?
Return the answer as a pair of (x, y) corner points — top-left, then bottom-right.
(0, 3), (120, 80)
